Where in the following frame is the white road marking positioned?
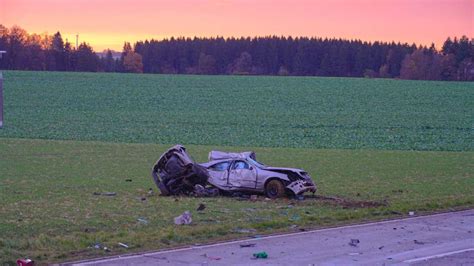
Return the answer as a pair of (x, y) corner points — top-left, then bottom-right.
(404, 248), (474, 263)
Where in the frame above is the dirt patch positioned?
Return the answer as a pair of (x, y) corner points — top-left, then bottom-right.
(306, 195), (387, 208)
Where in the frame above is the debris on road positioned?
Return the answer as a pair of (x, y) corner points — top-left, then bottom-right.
(413, 240), (425, 245)
(197, 203), (206, 211)
(16, 258), (34, 266)
(147, 188), (154, 196)
(137, 218), (149, 225)
(92, 192), (117, 196)
(349, 239), (360, 247)
(295, 195), (305, 200)
(118, 242), (129, 248)
(174, 211), (192, 225)
(240, 243), (256, 248)
(202, 254), (221, 260)
(253, 251), (268, 259)
(233, 228), (257, 234)
(91, 243), (111, 252)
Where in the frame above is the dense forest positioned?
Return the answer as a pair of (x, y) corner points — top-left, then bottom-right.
(0, 25), (472, 81)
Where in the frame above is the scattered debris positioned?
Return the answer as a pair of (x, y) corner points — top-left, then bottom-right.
(137, 218), (149, 225)
(193, 184), (219, 197)
(174, 211), (192, 225)
(240, 243), (256, 248)
(197, 203), (206, 211)
(390, 211), (402, 215)
(118, 242), (129, 248)
(147, 188), (154, 196)
(295, 195), (305, 201)
(140, 197), (146, 201)
(93, 192), (117, 196)
(378, 246), (384, 250)
(414, 240), (425, 245)
(202, 254), (221, 260)
(234, 228), (257, 234)
(91, 243), (111, 252)
(250, 195), (258, 201)
(348, 252), (361, 256)
(409, 211), (415, 216)
(349, 239), (360, 247)
(289, 224), (298, 229)
(125, 179), (132, 182)
(16, 259), (34, 266)
(253, 251), (268, 259)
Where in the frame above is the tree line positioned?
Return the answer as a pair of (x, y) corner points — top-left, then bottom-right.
(0, 25), (472, 81)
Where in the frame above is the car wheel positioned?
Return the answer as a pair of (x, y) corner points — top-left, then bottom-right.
(265, 179), (286, 198)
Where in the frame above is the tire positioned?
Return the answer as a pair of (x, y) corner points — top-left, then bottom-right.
(265, 179), (286, 198)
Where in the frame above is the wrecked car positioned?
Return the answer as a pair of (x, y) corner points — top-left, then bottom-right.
(201, 150), (317, 198)
(152, 145), (317, 198)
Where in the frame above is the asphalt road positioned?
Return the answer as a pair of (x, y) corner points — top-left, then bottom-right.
(67, 209), (474, 265)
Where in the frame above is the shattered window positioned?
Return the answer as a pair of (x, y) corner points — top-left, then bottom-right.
(232, 161), (250, 170)
(210, 162), (230, 171)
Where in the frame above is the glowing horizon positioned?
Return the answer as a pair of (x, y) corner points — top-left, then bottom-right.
(1, 0), (472, 51)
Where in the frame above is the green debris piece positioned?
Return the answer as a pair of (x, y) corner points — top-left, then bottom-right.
(253, 251), (268, 259)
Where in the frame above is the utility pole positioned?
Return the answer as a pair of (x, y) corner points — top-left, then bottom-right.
(76, 34), (79, 49)
(0, 50), (5, 128)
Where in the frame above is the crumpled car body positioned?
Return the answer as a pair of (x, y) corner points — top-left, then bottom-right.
(201, 151), (317, 198)
(152, 145), (317, 198)
(151, 145), (211, 196)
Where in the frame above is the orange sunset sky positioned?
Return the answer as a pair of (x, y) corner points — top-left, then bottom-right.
(1, 0), (472, 52)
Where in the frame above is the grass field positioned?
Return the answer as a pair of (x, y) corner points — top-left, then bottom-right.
(0, 71), (473, 264)
(1, 138), (473, 263)
(1, 71), (473, 151)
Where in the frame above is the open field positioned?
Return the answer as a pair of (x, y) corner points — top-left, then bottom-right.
(1, 71), (473, 151)
(1, 138), (473, 263)
(0, 71), (473, 263)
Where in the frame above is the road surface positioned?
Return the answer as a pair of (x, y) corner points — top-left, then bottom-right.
(67, 209), (474, 265)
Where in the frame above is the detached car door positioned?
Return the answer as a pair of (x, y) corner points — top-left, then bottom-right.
(228, 160), (257, 189)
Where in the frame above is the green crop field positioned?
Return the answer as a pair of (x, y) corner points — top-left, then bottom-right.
(1, 71), (473, 151)
(0, 71), (473, 264)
